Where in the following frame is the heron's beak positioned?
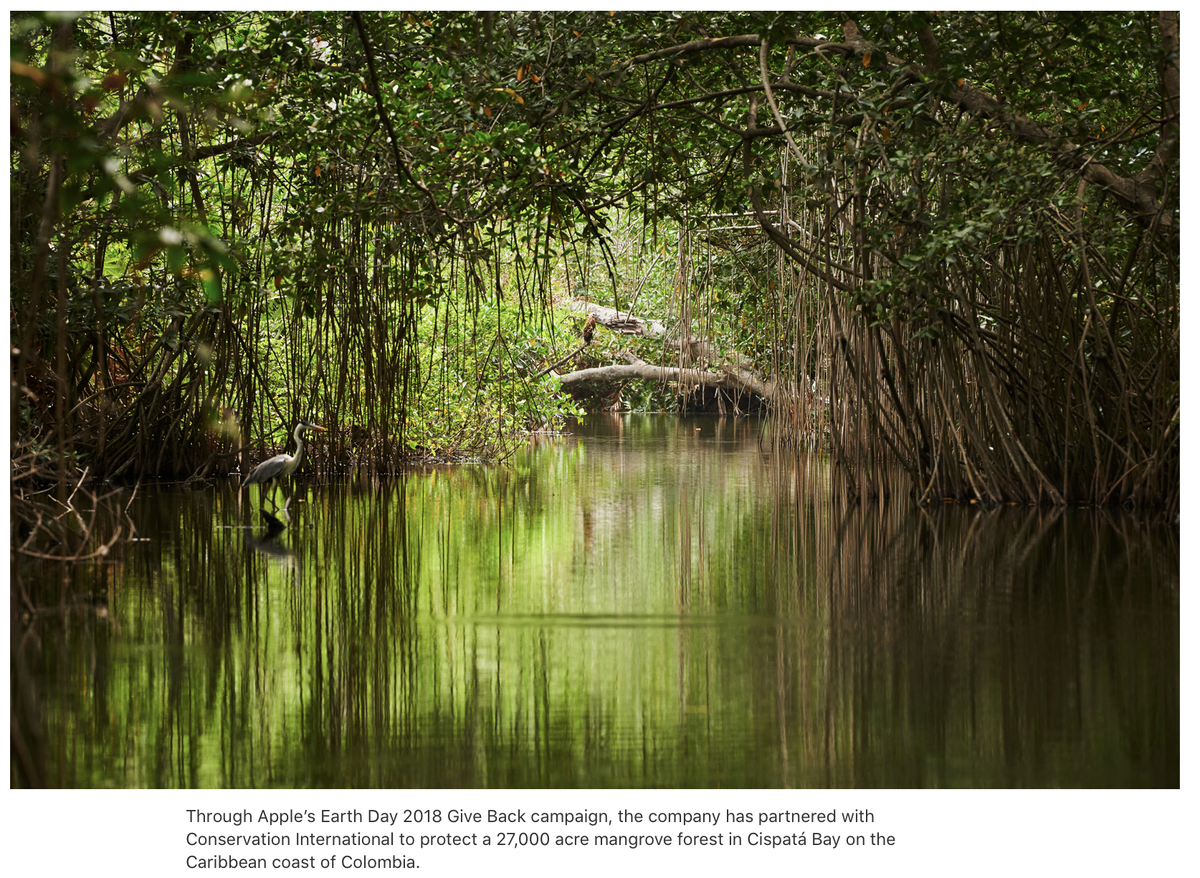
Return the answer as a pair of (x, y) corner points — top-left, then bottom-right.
(310, 424), (327, 432)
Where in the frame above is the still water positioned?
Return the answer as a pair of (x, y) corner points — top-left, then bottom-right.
(15, 415), (1179, 788)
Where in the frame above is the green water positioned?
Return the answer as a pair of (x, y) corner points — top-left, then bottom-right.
(12, 415), (1179, 788)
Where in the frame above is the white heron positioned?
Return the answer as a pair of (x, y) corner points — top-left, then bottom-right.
(242, 420), (326, 508)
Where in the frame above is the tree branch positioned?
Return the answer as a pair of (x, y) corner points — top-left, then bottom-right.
(618, 19), (1177, 230)
(906, 17), (1175, 229)
(351, 12), (451, 226)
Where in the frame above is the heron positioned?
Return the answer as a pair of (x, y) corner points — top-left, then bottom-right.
(242, 420), (326, 509)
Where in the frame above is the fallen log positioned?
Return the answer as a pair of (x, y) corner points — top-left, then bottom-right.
(555, 362), (790, 404)
(570, 300), (667, 337)
(561, 299), (808, 406)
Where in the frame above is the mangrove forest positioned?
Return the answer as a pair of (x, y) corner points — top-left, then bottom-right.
(11, 10), (1179, 523)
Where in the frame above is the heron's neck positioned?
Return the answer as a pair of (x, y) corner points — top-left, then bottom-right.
(293, 428), (307, 467)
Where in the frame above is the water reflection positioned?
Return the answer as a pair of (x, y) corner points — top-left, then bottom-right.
(13, 415), (1178, 787)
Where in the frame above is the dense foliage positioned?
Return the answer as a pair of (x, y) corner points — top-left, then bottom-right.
(10, 11), (1178, 510)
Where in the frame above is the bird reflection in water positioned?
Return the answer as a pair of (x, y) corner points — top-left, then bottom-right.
(259, 496), (293, 535)
(247, 497), (298, 560)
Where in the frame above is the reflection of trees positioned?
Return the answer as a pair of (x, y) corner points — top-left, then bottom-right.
(12, 482), (129, 787)
(13, 425), (1178, 787)
(762, 468), (1179, 786)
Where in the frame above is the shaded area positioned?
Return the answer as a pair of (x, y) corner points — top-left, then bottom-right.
(11, 416), (1179, 788)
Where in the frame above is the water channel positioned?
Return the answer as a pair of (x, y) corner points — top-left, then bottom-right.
(14, 415), (1179, 788)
